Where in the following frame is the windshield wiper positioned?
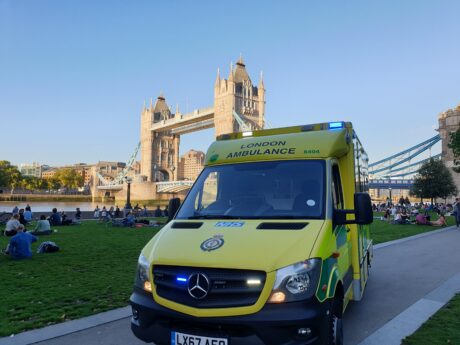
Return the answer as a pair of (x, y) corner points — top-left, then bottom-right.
(187, 215), (241, 219)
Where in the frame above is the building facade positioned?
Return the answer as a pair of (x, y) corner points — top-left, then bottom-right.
(19, 162), (42, 178)
(178, 150), (205, 180)
(438, 103), (460, 198)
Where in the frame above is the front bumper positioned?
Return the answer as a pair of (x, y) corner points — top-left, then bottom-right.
(130, 287), (330, 345)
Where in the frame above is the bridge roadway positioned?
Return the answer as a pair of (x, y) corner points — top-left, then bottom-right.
(25, 227), (460, 345)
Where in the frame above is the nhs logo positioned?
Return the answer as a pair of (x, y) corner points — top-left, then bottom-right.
(215, 221), (245, 228)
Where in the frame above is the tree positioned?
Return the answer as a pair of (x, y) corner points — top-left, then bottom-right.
(0, 160), (23, 194)
(54, 169), (83, 189)
(449, 128), (460, 173)
(410, 159), (457, 203)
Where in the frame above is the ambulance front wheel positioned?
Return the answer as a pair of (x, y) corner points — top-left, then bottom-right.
(327, 295), (343, 345)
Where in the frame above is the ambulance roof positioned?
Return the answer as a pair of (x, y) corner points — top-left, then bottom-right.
(205, 121), (353, 166)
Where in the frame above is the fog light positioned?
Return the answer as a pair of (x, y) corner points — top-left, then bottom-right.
(132, 308), (139, 320)
(143, 281), (152, 292)
(268, 291), (286, 303)
(298, 327), (312, 336)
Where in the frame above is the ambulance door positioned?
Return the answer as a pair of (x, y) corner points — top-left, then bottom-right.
(331, 163), (353, 291)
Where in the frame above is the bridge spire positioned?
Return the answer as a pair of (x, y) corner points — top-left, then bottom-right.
(237, 53), (244, 66)
(215, 67), (220, 87)
(228, 62), (234, 82)
(258, 71), (264, 89)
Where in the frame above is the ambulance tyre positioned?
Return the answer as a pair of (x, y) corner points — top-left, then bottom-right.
(327, 294), (343, 345)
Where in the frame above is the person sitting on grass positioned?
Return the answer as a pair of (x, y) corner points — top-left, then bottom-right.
(31, 215), (53, 235)
(429, 213), (447, 227)
(4, 214), (21, 236)
(18, 209), (28, 226)
(122, 212), (136, 227)
(49, 208), (62, 226)
(5, 225), (37, 259)
(391, 211), (403, 225)
(60, 211), (74, 226)
(100, 207), (111, 222)
(24, 208), (33, 223)
(401, 209), (410, 224)
(415, 213), (429, 225)
(154, 205), (163, 218)
(75, 208), (82, 220)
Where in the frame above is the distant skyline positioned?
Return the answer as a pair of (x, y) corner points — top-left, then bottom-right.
(1, 0), (460, 167)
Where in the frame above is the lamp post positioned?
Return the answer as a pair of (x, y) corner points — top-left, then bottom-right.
(389, 187), (392, 206)
(124, 176), (133, 212)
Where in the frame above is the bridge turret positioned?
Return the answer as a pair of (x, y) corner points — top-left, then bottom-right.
(213, 57), (265, 137)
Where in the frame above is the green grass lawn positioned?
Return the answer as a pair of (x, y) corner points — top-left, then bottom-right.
(0, 220), (163, 337)
(0, 212), (456, 337)
(371, 212), (455, 244)
(402, 294), (460, 345)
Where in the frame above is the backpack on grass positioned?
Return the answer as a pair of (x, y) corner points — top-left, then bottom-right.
(37, 241), (60, 254)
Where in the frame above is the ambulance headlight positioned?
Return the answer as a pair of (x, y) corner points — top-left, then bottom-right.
(268, 258), (321, 303)
(136, 254), (152, 292)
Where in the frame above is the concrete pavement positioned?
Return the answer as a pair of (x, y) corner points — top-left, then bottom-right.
(2, 227), (460, 345)
(344, 226), (460, 344)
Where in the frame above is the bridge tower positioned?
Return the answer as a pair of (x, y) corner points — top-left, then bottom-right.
(214, 56), (265, 137)
(140, 95), (180, 182)
(140, 57), (265, 183)
(438, 103), (460, 192)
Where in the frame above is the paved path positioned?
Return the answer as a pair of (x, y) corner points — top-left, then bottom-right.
(4, 227), (460, 345)
(344, 227), (460, 344)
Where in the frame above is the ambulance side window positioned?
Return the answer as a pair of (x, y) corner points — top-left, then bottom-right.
(332, 165), (344, 210)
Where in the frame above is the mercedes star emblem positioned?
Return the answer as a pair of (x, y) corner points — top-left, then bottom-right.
(187, 273), (210, 299)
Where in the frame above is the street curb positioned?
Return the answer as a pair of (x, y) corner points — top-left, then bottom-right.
(358, 272), (460, 345)
(0, 307), (131, 345)
(0, 227), (457, 345)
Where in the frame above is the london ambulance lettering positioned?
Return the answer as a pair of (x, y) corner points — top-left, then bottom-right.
(226, 140), (296, 159)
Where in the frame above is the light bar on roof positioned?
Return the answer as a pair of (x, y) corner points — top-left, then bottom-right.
(328, 122), (344, 129)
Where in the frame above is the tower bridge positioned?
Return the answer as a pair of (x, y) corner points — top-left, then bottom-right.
(92, 57), (266, 201)
(139, 57), (265, 184)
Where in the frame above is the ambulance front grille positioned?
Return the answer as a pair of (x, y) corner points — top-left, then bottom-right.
(153, 265), (266, 308)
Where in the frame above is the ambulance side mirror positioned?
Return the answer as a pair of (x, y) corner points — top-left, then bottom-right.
(168, 198), (181, 222)
(333, 193), (373, 226)
(354, 193), (373, 225)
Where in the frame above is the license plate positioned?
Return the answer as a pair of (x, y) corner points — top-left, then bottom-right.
(171, 331), (228, 345)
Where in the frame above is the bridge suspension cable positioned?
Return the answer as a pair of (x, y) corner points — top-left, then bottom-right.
(97, 142), (141, 187)
(369, 134), (441, 177)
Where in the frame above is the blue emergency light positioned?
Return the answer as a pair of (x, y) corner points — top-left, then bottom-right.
(328, 122), (344, 129)
(176, 277), (187, 283)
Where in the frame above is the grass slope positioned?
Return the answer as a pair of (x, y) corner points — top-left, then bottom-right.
(0, 220), (161, 336)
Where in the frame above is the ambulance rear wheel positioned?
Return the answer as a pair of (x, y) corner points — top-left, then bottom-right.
(328, 296), (343, 345)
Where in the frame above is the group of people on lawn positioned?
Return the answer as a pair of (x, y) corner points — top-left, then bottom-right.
(3, 205), (81, 260)
(377, 198), (450, 227)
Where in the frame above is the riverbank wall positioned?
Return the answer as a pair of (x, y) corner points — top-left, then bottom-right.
(0, 194), (95, 202)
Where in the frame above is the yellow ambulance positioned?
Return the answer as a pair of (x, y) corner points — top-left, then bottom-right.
(130, 121), (373, 345)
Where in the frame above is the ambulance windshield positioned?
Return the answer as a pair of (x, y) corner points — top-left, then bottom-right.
(175, 160), (325, 220)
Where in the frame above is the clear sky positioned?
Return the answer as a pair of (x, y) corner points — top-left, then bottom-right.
(1, 0), (459, 167)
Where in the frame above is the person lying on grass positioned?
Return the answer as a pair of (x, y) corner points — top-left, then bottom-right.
(5, 225), (37, 259)
(31, 215), (53, 235)
(429, 213), (447, 227)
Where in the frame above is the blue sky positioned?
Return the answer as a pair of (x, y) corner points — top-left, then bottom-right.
(1, 0), (459, 167)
